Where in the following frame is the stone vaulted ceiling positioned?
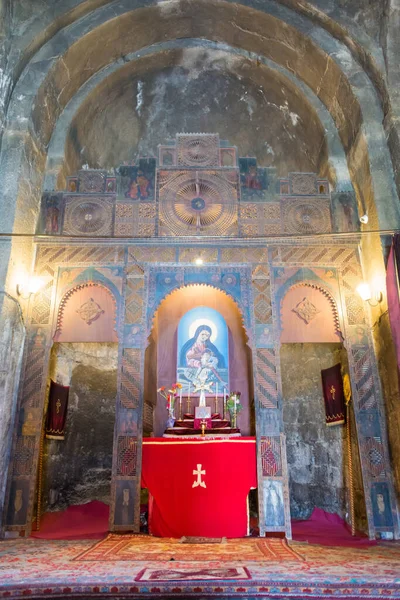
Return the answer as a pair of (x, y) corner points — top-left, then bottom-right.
(0, 0), (399, 238)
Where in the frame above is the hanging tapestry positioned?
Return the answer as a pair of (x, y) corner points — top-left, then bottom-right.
(45, 380), (70, 440)
(386, 233), (400, 375)
(321, 363), (345, 426)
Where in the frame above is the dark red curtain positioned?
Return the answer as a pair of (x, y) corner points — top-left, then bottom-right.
(321, 363), (345, 426)
(45, 380), (70, 440)
(386, 234), (400, 374)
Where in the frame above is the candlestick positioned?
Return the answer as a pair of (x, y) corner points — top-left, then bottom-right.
(179, 388), (182, 420)
(186, 383), (191, 414)
(223, 388), (226, 419)
(214, 382), (218, 414)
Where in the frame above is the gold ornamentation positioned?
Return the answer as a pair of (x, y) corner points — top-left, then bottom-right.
(123, 489), (130, 506)
(330, 385), (336, 400)
(56, 399), (61, 414)
(263, 203), (280, 220)
(14, 489), (23, 514)
(138, 203), (156, 219)
(116, 204), (134, 218)
(343, 373), (352, 404)
(240, 204), (258, 219)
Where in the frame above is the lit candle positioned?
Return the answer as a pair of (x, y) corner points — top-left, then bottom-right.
(179, 388), (182, 419)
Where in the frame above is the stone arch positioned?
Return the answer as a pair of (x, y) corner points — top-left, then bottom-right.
(147, 282), (251, 348)
(2, 0), (399, 245)
(44, 40), (352, 193)
(53, 281), (118, 342)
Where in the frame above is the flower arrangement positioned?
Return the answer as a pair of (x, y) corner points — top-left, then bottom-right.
(157, 383), (182, 412)
(226, 391), (242, 415)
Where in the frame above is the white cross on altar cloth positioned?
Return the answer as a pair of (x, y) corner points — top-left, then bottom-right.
(192, 463), (206, 488)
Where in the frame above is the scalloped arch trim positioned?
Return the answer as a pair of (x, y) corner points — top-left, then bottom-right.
(280, 281), (342, 343)
(54, 281), (118, 342)
(148, 283), (250, 346)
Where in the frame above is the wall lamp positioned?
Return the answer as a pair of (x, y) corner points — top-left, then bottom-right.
(16, 276), (44, 299)
(356, 283), (382, 306)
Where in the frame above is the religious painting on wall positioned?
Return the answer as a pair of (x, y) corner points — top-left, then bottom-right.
(38, 192), (64, 235)
(177, 306), (229, 395)
(239, 158), (275, 202)
(263, 479), (285, 528)
(117, 158), (156, 201)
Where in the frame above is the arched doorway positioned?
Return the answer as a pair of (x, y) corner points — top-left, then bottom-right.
(38, 281), (120, 528)
(278, 282), (366, 529)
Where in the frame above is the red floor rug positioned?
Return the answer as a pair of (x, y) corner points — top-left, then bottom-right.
(75, 534), (305, 562)
(31, 500), (109, 540)
(292, 507), (377, 547)
(32, 502), (376, 549)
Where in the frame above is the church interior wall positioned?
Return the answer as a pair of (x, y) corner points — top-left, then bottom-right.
(143, 327), (158, 437)
(280, 342), (366, 529)
(42, 342), (117, 513)
(0, 295), (25, 529)
(1, 0), (400, 540)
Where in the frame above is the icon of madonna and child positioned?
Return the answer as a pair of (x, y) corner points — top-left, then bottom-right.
(177, 309), (229, 395)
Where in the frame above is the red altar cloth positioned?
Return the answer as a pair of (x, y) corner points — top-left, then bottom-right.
(141, 437), (257, 538)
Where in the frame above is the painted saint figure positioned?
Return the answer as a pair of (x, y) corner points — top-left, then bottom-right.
(180, 325), (225, 369)
(179, 324), (227, 389)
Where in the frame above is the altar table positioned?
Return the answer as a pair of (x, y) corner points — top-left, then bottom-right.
(141, 437), (257, 538)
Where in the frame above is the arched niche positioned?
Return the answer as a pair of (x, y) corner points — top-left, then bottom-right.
(280, 283), (342, 344)
(53, 282), (118, 343)
(145, 284), (253, 437)
(39, 279), (120, 514)
(278, 282), (365, 525)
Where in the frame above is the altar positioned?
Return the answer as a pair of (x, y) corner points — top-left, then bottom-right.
(141, 437), (257, 538)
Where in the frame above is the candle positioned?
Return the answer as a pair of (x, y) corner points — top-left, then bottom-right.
(179, 388), (182, 419)
(216, 382), (218, 398)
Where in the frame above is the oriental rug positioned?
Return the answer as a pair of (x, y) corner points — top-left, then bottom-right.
(1, 538), (400, 599)
(74, 534), (304, 562)
(135, 566), (251, 581)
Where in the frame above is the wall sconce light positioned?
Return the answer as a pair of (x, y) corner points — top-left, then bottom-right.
(356, 282), (382, 306)
(194, 258), (204, 266)
(16, 276), (44, 299)
(360, 214), (369, 224)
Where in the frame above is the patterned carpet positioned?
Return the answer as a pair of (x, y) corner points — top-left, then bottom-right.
(75, 534), (304, 562)
(1, 536), (400, 598)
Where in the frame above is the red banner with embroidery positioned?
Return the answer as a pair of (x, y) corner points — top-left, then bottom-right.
(321, 363), (345, 426)
(45, 380), (70, 440)
(141, 438), (257, 538)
